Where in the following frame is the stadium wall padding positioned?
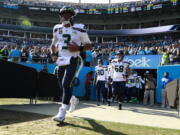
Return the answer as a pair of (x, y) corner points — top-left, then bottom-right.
(72, 66), (96, 100)
(156, 65), (180, 103)
(2, 59), (180, 102)
(0, 60), (37, 98)
(0, 60), (60, 98)
(37, 72), (61, 97)
(19, 63), (56, 73)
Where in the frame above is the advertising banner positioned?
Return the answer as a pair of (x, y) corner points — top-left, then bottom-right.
(124, 55), (162, 69)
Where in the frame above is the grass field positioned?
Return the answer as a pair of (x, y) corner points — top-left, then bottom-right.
(0, 98), (56, 105)
(0, 109), (180, 135)
(0, 98), (180, 135)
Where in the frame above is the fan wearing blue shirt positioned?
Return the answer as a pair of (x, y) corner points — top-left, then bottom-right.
(161, 72), (172, 108)
(9, 46), (21, 62)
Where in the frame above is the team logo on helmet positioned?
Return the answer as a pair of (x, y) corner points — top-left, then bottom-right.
(59, 6), (76, 16)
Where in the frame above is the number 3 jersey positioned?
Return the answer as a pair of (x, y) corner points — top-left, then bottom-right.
(52, 23), (91, 57)
(95, 65), (108, 81)
(110, 59), (130, 82)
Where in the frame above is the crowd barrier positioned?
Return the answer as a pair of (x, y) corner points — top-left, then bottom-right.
(19, 63), (56, 74)
(1, 58), (179, 102)
(0, 60), (37, 98)
(37, 72), (60, 97)
(0, 60), (60, 98)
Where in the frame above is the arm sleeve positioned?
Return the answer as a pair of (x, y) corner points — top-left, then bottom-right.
(109, 64), (114, 78)
(51, 26), (59, 46)
(51, 37), (58, 46)
(139, 77), (145, 84)
(80, 32), (91, 45)
(105, 67), (108, 81)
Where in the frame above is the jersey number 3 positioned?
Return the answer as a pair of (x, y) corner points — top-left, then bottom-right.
(63, 34), (71, 44)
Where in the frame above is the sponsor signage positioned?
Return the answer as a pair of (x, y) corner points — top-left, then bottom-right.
(124, 55), (162, 69)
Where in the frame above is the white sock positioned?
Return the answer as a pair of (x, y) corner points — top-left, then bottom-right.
(61, 104), (69, 111)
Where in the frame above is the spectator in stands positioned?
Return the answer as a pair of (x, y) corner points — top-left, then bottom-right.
(161, 48), (170, 65)
(143, 71), (156, 106)
(31, 46), (41, 63)
(161, 72), (172, 108)
(0, 45), (9, 60)
(145, 47), (153, 55)
(21, 46), (29, 62)
(40, 47), (48, 64)
(128, 47), (135, 55)
(9, 45), (21, 63)
(137, 47), (146, 55)
(170, 44), (180, 64)
(151, 46), (158, 54)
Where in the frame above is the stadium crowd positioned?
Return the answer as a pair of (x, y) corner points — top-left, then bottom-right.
(0, 36), (179, 65)
(0, 36), (51, 46)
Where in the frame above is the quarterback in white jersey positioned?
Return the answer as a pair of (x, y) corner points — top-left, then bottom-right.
(52, 23), (91, 58)
(51, 6), (92, 123)
(94, 59), (108, 105)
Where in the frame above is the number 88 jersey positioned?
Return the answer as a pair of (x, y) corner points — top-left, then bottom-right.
(111, 59), (130, 82)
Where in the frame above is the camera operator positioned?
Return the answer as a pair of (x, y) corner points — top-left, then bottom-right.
(143, 71), (156, 106)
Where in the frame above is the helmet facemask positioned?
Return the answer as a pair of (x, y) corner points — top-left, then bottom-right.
(59, 7), (76, 25)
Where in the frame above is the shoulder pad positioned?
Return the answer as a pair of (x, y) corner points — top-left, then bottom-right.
(53, 24), (62, 32)
(102, 65), (107, 68)
(112, 59), (118, 63)
(73, 24), (87, 33)
(123, 61), (130, 65)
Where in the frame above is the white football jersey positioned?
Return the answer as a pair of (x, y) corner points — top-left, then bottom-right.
(52, 23), (91, 57)
(111, 59), (130, 82)
(126, 74), (136, 88)
(107, 64), (113, 78)
(95, 65), (107, 81)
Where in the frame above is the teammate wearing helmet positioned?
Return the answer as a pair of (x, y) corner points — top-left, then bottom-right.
(50, 6), (92, 123)
(110, 51), (130, 110)
(94, 59), (108, 106)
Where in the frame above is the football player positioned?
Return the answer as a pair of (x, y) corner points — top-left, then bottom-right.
(50, 6), (92, 123)
(94, 59), (108, 106)
(111, 51), (130, 110)
(107, 58), (113, 106)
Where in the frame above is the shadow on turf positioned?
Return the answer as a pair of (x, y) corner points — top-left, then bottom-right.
(121, 103), (179, 118)
(0, 109), (50, 126)
(57, 119), (127, 135)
